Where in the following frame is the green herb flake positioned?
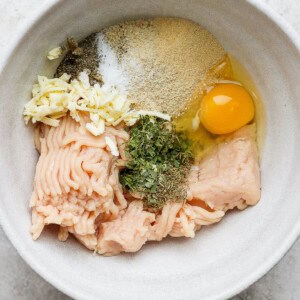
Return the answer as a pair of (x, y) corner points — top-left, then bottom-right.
(120, 116), (193, 210)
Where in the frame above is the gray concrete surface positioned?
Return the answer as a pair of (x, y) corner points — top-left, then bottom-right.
(0, 0), (299, 299)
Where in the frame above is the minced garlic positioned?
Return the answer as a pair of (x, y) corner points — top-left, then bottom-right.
(47, 47), (63, 60)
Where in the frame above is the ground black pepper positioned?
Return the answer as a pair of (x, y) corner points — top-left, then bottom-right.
(55, 33), (103, 85)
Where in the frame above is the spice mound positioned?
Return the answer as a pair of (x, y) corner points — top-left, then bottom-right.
(56, 17), (225, 116)
(120, 116), (193, 209)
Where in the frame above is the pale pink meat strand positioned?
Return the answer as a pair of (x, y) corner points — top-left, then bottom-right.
(50, 148), (64, 196)
(58, 147), (71, 193)
(39, 139), (51, 196)
(62, 145), (79, 191)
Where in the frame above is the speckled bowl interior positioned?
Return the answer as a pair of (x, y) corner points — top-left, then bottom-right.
(0, 0), (300, 299)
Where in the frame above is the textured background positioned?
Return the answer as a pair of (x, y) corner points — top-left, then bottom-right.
(0, 0), (299, 299)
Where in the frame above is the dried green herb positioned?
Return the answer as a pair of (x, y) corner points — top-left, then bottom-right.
(120, 116), (193, 210)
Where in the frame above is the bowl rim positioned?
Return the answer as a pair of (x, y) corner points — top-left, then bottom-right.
(0, 0), (299, 299)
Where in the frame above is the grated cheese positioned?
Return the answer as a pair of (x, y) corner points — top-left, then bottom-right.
(105, 136), (119, 156)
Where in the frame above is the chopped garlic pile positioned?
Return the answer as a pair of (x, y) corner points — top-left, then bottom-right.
(24, 72), (170, 135)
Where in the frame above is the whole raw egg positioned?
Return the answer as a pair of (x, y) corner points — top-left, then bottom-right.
(199, 83), (255, 134)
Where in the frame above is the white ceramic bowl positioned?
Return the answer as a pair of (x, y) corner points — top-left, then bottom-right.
(0, 0), (300, 299)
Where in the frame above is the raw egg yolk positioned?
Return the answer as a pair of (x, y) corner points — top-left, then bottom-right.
(199, 83), (255, 134)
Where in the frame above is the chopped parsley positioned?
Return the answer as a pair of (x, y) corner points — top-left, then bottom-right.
(120, 116), (193, 210)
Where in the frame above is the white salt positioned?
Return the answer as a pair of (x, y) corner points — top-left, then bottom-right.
(96, 33), (129, 92)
